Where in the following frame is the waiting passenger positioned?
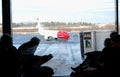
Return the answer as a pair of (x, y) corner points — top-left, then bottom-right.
(17, 36), (53, 77)
(70, 51), (104, 77)
(105, 34), (120, 77)
(0, 34), (19, 77)
(102, 38), (112, 53)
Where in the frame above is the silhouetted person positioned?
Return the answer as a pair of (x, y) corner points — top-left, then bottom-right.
(102, 31), (118, 54)
(105, 34), (120, 77)
(102, 31), (118, 56)
(17, 37), (53, 77)
(0, 34), (19, 77)
(70, 51), (104, 77)
(104, 38), (112, 47)
(102, 38), (112, 54)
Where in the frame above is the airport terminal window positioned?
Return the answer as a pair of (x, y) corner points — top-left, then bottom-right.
(0, 0), (119, 76)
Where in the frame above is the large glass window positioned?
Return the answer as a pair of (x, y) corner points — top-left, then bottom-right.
(0, 0), (119, 76)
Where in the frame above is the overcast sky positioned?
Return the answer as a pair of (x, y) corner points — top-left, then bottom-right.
(0, 0), (119, 24)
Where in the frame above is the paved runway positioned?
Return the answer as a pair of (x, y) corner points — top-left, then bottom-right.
(11, 32), (83, 76)
(35, 42), (82, 76)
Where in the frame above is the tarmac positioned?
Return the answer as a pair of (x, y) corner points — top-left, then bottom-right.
(12, 32), (83, 76)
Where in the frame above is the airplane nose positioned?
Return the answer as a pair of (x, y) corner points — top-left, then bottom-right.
(57, 31), (70, 40)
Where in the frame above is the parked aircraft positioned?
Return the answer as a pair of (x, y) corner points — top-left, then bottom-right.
(36, 18), (70, 41)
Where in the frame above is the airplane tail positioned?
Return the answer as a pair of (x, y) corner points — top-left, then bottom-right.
(36, 18), (44, 30)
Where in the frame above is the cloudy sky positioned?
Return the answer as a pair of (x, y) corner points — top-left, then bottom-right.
(0, 0), (119, 24)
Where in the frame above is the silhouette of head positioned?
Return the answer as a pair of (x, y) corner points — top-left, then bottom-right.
(0, 34), (12, 46)
(111, 34), (120, 47)
(30, 37), (40, 45)
(110, 31), (118, 38)
(104, 38), (112, 47)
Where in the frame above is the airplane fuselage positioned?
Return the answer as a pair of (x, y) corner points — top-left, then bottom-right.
(38, 29), (58, 40)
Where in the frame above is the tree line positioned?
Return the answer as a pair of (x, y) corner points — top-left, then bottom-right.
(10, 21), (95, 28)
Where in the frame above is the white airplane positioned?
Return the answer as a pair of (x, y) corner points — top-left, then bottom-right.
(36, 18), (70, 41)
